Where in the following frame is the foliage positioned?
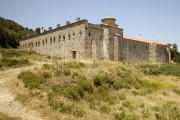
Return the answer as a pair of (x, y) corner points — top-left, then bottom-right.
(140, 63), (180, 76)
(18, 71), (46, 89)
(169, 43), (180, 63)
(0, 57), (29, 69)
(114, 111), (137, 120)
(153, 101), (180, 120)
(100, 104), (110, 113)
(0, 17), (34, 48)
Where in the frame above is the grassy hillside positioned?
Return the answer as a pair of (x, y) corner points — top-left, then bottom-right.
(13, 57), (180, 120)
(0, 17), (34, 48)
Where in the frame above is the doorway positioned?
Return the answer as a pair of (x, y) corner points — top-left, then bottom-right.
(71, 51), (76, 59)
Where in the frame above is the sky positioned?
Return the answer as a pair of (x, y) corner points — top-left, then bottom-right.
(0, 0), (180, 50)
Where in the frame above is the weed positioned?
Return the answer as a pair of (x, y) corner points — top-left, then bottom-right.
(18, 71), (46, 89)
(65, 61), (85, 69)
(118, 93), (126, 100)
(100, 104), (110, 113)
(63, 87), (80, 101)
(64, 69), (71, 76)
(154, 101), (180, 120)
(43, 64), (51, 70)
(42, 72), (51, 79)
(114, 111), (137, 120)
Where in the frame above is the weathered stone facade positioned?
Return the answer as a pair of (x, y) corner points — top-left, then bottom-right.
(20, 17), (170, 63)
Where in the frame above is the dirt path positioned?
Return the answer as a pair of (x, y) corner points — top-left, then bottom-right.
(0, 61), (50, 120)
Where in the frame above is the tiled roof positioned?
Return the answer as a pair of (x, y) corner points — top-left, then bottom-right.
(123, 36), (167, 46)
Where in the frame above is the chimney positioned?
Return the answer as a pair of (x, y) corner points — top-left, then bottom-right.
(48, 27), (52, 31)
(56, 24), (60, 28)
(66, 21), (70, 25)
(76, 17), (81, 22)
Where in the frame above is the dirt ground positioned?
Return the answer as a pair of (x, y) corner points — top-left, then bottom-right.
(0, 61), (48, 120)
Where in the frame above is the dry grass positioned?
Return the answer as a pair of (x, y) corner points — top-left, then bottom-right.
(11, 59), (180, 120)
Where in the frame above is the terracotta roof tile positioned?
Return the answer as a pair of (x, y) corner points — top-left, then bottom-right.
(123, 36), (167, 46)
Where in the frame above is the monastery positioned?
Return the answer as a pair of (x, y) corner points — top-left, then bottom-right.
(20, 17), (170, 63)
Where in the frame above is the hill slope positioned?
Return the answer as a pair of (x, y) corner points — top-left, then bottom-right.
(0, 17), (34, 48)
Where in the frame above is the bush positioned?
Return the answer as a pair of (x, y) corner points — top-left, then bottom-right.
(64, 69), (71, 76)
(52, 85), (63, 94)
(18, 71), (46, 89)
(100, 104), (110, 113)
(65, 61), (85, 69)
(118, 93), (126, 100)
(43, 64), (51, 70)
(63, 87), (80, 101)
(114, 111), (137, 120)
(122, 101), (135, 109)
(71, 103), (85, 117)
(154, 101), (180, 120)
(140, 63), (180, 76)
(0, 57), (29, 68)
(42, 72), (51, 79)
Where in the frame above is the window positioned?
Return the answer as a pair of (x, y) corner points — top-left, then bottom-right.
(53, 36), (55, 42)
(146, 46), (148, 50)
(38, 41), (40, 46)
(42, 40), (44, 45)
(100, 34), (102, 40)
(46, 39), (47, 44)
(50, 37), (52, 43)
(68, 34), (70, 39)
(79, 30), (82, 35)
(36, 42), (37, 46)
(89, 32), (91, 36)
(59, 35), (61, 40)
(63, 36), (65, 41)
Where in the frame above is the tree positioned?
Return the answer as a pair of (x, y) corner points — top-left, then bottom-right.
(35, 28), (41, 34)
(169, 43), (180, 63)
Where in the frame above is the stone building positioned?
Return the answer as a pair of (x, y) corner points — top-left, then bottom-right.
(20, 17), (171, 63)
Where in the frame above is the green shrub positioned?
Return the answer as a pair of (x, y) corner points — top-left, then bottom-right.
(64, 69), (71, 76)
(63, 87), (80, 101)
(52, 85), (62, 94)
(65, 61), (85, 69)
(114, 111), (137, 120)
(77, 80), (93, 94)
(71, 103), (85, 117)
(118, 93), (126, 100)
(0, 57), (29, 68)
(154, 101), (180, 120)
(43, 64), (51, 70)
(100, 104), (110, 113)
(122, 101), (135, 109)
(18, 71), (46, 89)
(140, 63), (180, 76)
(42, 72), (51, 79)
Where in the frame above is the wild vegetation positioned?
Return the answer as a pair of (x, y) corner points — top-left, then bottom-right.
(14, 58), (180, 120)
(0, 17), (34, 48)
(0, 49), (49, 70)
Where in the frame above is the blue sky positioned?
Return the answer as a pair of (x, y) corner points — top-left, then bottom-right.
(0, 0), (180, 50)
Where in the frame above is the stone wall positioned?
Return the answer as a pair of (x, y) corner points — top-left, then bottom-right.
(85, 25), (103, 60)
(20, 20), (87, 60)
(125, 39), (150, 62)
